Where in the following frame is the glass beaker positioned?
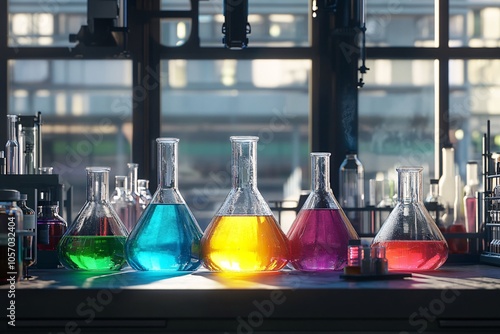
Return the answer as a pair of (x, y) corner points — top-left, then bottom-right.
(110, 175), (137, 232)
(58, 167), (128, 271)
(287, 152), (359, 271)
(201, 136), (289, 272)
(125, 138), (203, 271)
(138, 179), (153, 210)
(372, 166), (448, 271)
(127, 162), (143, 227)
(5, 115), (19, 174)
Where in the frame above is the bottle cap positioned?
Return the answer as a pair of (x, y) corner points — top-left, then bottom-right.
(0, 189), (21, 201)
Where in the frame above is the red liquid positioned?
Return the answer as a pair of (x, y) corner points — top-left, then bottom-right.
(372, 240), (448, 271)
(464, 197), (477, 233)
(37, 221), (66, 251)
(446, 224), (468, 254)
(287, 209), (358, 271)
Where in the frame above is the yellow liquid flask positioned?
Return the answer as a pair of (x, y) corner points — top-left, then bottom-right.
(201, 136), (289, 272)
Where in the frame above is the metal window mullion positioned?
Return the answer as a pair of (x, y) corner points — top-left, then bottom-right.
(0, 1), (8, 146)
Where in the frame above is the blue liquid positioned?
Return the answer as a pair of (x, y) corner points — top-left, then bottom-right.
(125, 204), (203, 271)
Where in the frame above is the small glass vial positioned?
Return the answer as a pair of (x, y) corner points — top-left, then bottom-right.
(110, 175), (137, 232)
(202, 136), (289, 272)
(344, 239), (362, 275)
(372, 246), (388, 275)
(464, 161), (478, 233)
(0, 189), (23, 283)
(58, 167), (128, 271)
(125, 139), (203, 271)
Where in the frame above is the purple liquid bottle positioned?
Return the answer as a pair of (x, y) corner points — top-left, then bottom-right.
(287, 153), (359, 271)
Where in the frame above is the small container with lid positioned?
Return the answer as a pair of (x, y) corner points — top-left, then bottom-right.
(0, 189), (24, 283)
(18, 194), (37, 273)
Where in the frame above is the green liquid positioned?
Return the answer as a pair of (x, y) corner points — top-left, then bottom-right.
(58, 236), (127, 271)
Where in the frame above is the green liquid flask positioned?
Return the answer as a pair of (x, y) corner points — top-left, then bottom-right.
(58, 167), (128, 271)
(125, 138), (203, 271)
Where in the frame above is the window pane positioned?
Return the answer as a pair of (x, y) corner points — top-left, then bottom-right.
(9, 60), (133, 220)
(367, 0), (435, 47)
(9, 0), (86, 47)
(359, 59), (435, 192)
(450, 0), (500, 47)
(161, 59), (310, 231)
(450, 60), (500, 180)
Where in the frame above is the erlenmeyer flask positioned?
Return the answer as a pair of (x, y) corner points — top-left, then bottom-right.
(125, 138), (203, 271)
(372, 167), (448, 271)
(201, 136), (289, 272)
(287, 153), (359, 271)
(58, 167), (128, 271)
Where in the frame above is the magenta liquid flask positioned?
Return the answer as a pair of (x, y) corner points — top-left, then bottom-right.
(287, 152), (359, 271)
(125, 138), (203, 271)
(372, 167), (448, 271)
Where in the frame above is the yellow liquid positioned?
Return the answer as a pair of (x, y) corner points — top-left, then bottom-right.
(201, 215), (289, 272)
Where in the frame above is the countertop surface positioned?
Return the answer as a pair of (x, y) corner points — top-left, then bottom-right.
(2, 264), (500, 333)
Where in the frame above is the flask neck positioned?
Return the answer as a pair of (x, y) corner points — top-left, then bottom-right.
(127, 163), (139, 193)
(311, 153), (331, 192)
(86, 167), (110, 202)
(7, 115), (17, 141)
(231, 137), (258, 189)
(397, 167), (423, 203)
(157, 139), (178, 189)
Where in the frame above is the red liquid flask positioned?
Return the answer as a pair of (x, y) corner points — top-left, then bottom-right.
(372, 167), (448, 271)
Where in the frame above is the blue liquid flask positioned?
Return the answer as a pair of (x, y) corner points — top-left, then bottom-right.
(125, 138), (203, 271)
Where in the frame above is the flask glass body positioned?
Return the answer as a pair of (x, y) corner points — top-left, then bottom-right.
(58, 167), (128, 271)
(201, 136), (289, 272)
(125, 138), (203, 271)
(372, 167), (448, 271)
(287, 153), (359, 271)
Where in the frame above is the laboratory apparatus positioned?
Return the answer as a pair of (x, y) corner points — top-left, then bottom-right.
(201, 136), (289, 272)
(125, 138), (203, 271)
(18, 194), (37, 272)
(17, 112), (42, 174)
(372, 167), (448, 271)
(5, 115), (19, 174)
(339, 152), (365, 232)
(287, 152), (359, 271)
(110, 175), (136, 232)
(58, 167), (128, 271)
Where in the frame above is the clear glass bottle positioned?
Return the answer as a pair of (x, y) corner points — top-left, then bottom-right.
(464, 161), (478, 233)
(287, 152), (359, 271)
(127, 162), (143, 226)
(138, 179), (153, 210)
(438, 145), (456, 221)
(125, 138), (203, 271)
(201, 136), (289, 272)
(372, 166), (448, 271)
(18, 194), (37, 270)
(5, 115), (19, 174)
(58, 167), (128, 271)
(110, 175), (137, 232)
(447, 175), (468, 254)
(339, 152), (365, 232)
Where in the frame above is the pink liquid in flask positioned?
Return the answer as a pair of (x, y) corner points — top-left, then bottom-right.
(287, 208), (353, 271)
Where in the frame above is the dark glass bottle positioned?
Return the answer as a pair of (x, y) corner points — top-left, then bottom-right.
(37, 201), (67, 251)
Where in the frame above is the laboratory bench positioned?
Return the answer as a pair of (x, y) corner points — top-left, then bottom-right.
(1, 264), (500, 334)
